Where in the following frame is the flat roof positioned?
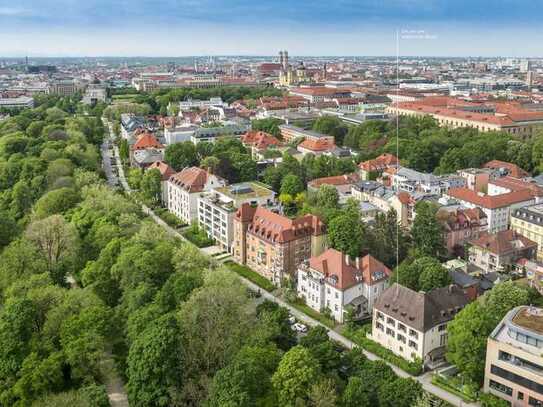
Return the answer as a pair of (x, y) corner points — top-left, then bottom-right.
(513, 307), (543, 335)
(215, 181), (274, 200)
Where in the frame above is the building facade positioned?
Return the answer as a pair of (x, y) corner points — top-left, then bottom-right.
(167, 167), (226, 224)
(511, 204), (543, 262)
(484, 306), (543, 407)
(232, 205), (326, 284)
(371, 283), (470, 366)
(297, 249), (391, 323)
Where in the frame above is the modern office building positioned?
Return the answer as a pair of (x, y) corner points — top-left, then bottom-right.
(484, 306), (543, 407)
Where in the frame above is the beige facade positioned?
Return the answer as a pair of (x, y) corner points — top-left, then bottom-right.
(484, 306), (543, 407)
(511, 205), (543, 262)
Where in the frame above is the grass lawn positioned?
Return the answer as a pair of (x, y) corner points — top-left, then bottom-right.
(343, 325), (423, 376)
(431, 375), (478, 403)
(224, 261), (276, 292)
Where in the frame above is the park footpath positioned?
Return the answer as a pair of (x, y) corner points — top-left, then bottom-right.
(102, 119), (478, 407)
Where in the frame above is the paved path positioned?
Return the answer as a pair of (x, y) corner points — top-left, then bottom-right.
(102, 118), (478, 407)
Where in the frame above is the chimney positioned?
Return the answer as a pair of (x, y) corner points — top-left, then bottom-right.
(345, 254), (350, 266)
(322, 259), (328, 275)
(356, 257), (360, 269)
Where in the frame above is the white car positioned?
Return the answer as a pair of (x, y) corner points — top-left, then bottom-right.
(292, 323), (308, 333)
(288, 316), (296, 325)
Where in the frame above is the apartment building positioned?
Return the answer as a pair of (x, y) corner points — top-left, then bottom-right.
(308, 173), (360, 203)
(167, 167), (226, 224)
(446, 187), (537, 233)
(278, 124), (334, 143)
(512, 204), (543, 261)
(439, 207), (488, 256)
(197, 182), (275, 252)
(130, 132), (165, 168)
(232, 205), (326, 284)
(358, 153), (399, 180)
(484, 306), (543, 407)
(371, 283), (470, 366)
(468, 230), (537, 273)
(297, 248), (391, 323)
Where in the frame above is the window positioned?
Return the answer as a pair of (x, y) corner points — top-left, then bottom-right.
(397, 334), (406, 344)
(409, 329), (418, 339)
(376, 322), (384, 331)
(387, 317), (395, 326)
(529, 396), (543, 407)
(519, 392), (524, 400)
(488, 379), (513, 397)
(438, 324), (447, 332)
(491, 365), (543, 395)
(386, 328), (394, 336)
(376, 312), (384, 321)
(398, 323), (406, 332)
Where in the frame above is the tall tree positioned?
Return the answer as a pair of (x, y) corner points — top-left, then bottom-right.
(164, 142), (198, 171)
(411, 201), (445, 258)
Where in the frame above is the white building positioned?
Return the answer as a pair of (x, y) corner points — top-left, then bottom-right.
(297, 248), (391, 323)
(167, 167), (226, 224)
(371, 283), (470, 366)
(164, 125), (198, 145)
(197, 182), (275, 251)
(178, 97), (225, 112)
(0, 96), (34, 109)
(82, 84), (107, 105)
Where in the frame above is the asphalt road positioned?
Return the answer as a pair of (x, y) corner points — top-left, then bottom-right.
(101, 118), (479, 407)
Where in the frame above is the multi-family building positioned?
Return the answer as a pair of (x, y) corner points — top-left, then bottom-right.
(297, 138), (337, 156)
(511, 204), (543, 261)
(120, 114), (146, 141)
(278, 124), (335, 143)
(358, 153), (399, 180)
(240, 131), (282, 160)
(371, 283), (470, 366)
(484, 306), (543, 407)
(0, 96), (34, 109)
(82, 84), (107, 105)
(232, 205), (326, 284)
(446, 187), (537, 233)
(197, 182), (275, 252)
(130, 132), (165, 168)
(167, 167), (226, 224)
(147, 161), (175, 204)
(307, 173), (360, 203)
(483, 160), (530, 179)
(438, 207), (488, 256)
(297, 248), (391, 323)
(468, 230), (537, 273)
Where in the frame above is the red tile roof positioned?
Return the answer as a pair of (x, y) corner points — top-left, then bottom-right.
(133, 132), (164, 150)
(308, 173), (360, 188)
(169, 166), (213, 193)
(447, 187), (535, 209)
(298, 138), (336, 152)
(236, 205), (325, 243)
(470, 230), (537, 256)
(309, 248), (391, 290)
(147, 161), (175, 181)
(241, 131), (282, 150)
(489, 176), (543, 196)
(359, 153), (399, 172)
(483, 160), (530, 178)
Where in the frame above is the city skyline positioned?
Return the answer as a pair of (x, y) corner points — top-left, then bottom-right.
(1, 0), (543, 57)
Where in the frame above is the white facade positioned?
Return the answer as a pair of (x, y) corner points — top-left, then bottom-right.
(167, 173), (225, 224)
(297, 264), (387, 323)
(178, 97), (225, 111)
(164, 126), (196, 145)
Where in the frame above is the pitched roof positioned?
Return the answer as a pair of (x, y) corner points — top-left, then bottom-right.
(359, 153), (399, 172)
(470, 230), (537, 256)
(447, 187), (535, 209)
(236, 205), (325, 243)
(489, 176), (543, 196)
(168, 166), (213, 193)
(309, 248), (391, 290)
(374, 283), (470, 332)
(147, 161), (176, 181)
(308, 173), (360, 188)
(298, 138), (336, 152)
(483, 160), (530, 178)
(241, 130), (282, 150)
(439, 207), (487, 231)
(133, 132), (164, 150)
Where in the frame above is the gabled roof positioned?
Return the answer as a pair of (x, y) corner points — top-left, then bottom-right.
(147, 161), (175, 181)
(309, 248), (391, 290)
(374, 283), (470, 332)
(241, 130), (282, 150)
(308, 173), (360, 188)
(235, 205), (325, 243)
(483, 160), (529, 178)
(133, 132), (164, 150)
(359, 153), (399, 172)
(447, 187), (535, 209)
(470, 230), (537, 256)
(169, 166), (214, 193)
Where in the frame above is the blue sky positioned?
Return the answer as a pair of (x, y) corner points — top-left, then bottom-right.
(1, 0), (542, 57)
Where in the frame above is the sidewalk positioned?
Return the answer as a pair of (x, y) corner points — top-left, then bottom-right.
(103, 117), (478, 407)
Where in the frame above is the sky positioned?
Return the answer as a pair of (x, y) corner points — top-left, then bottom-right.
(1, 0), (543, 57)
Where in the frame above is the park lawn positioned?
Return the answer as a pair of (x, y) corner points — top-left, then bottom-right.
(224, 261), (276, 292)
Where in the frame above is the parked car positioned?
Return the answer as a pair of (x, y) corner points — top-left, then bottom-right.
(288, 315), (296, 325)
(291, 323), (308, 333)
